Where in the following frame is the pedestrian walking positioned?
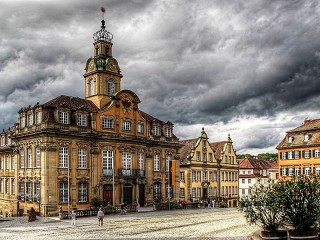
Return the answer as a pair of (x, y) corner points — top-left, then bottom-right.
(97, 208), (104, 226)
(70, 210), (76, 226)
(120, 203), (126, 215)
(212, 199), (215, 209)
(207, 199), (211, 208)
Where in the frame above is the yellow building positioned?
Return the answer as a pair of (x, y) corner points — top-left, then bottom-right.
(179, 129), (238, 207)
(0, 14), (180, 217)
(277, 118), (320, 178)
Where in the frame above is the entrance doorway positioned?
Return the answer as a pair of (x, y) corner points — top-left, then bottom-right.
(103, 184), (113, 205)
(202, 188), (208, 200)
(123, 184), (133, 204)
(139, 184), (145, 206)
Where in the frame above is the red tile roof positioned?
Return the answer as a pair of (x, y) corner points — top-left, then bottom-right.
(239, 157), (277, 170)
(210, 141), (226, 160)
(43, 95), (99, 112)
(179, 139), (198, 163)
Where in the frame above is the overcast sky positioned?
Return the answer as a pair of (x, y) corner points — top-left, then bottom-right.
(1, 0), (320, 154)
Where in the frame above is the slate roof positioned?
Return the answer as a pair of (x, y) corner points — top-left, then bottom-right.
(43, 95), (99, 112)
(287, 119), (320, 133)
(0, 146), (12, 152)
(139, 110), (165, 124)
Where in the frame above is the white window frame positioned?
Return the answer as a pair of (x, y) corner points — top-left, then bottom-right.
(166, 155), (172, 172)
(78, 182), (88, 203)
(101, 117), (113, 129)
(59, 112), (68, 124)
(165, 128), (172, 138)
(154, 154), (160, 171)
(122, 152), (132, 176)
(281, 152), (286, 160)
(35, 111), (42, 125)
(294, 151), (300, 159)
(27, 113), (33, 126)
(288, 151), (293, 160)
(102, 150), (113, 175)
(78, 148), (87, 168)
(59, 182), (68, 203)
(88, 79), (95, 96)
(59, 147), (69, 168)
(20, 115), (25, 128)
(304, 150), (310, 159)
(20, 149), (25, 169)
(152, 125), (160, 136)
(180, 171), (185, 182)
(35, 147), (41, 168)
(122, 120), (131, 131)
(137, 122), (144, 134)
(315, 150), (320, 158)
(27, 148), (32, 168)
(78, 115), (87, 127)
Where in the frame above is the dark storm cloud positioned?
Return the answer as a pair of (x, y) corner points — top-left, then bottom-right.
(1, 0), (320, 153)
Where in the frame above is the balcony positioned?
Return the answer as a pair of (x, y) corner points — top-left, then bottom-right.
(118, 169), (145, 178)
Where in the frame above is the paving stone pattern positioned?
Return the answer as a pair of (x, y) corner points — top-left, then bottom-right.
(0, 208), (260, 239)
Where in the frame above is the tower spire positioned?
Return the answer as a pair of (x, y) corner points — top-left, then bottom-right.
(93, 6), (113, 43)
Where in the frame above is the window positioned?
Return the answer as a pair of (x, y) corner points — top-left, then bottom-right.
(289, 168), (293, 176)
(281, 152), (286, 160)
(27, 113), (33, 126)
(5, 155), (9, 169)
(196, 151), (201, 161)
(305, 167), (310, 175)
(197, 188), (201, 198)
(59, 112), (68, 124)
(180, 188), (185, 198)
(18, 181), (24, 199)
(154, 182), (161, 199)
(231, 156), (234, 164)
(304, 150), (310, 159)
(78, 183), (88, 203)
(88, 79), (95, 96)
(294, 151), (300, 159)
(5, 179), (9, 194)
(203, 153), (207, 162)
(154, 154), (160, 171)
(196, 171), (201, 182)
(11, 155), (14, 170)
(281, 168), (286, 176)
(209, 153), (213, 162)
(315, 150), (320, 158)
(192, 188), (196, 198)
(20, 149), (25, 169)
(102, 150), (113, 176)
(35, 147), (41, 168)
(304, 134), (311, 142)
(213, 171), (217, 181)
(20, 115), (25, 128)
(101, 117), (113, 129)
(137, 122), (144, 133)
(209, 171), (213, 181)
(295, 167), (300, 176)
(192, 171), (196, 182)
(107, 80), (115, 96)
(78, 115), (87, 127)
(242, 189), (245, 195)
(288, 151), (293, 159)
(152, 125), (160, 136)
(36, 111), (42, 124)
(288, 136), (294, 143)
(180, 171), (185, 182)
(315, 167), (320, 175)
(248, 179), (251, 184)
(26, 181), (32, 201)
(59, 182), (68, 203)
(221, 172), (224, 181)
(213, 187), (217, 196)
(11, 179), (15, 195)
(165, 128), (172, 138)
(122, 120), (131, 131)
(27, 148), (32, 168)
(1, 136), (4, 146)
(34, 182), (40, 201)
(138, 153), (144, 176)
(78, 148), (87, 168)
(121, 152), (132, 175)
(242, 179), (245, 184)
(59, 147), (69, 168)
(166, 155), (172, 172)
(203, 171), (207, 181)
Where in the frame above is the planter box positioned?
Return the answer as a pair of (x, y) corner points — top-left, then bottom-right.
(288, 229), (318, 240)
(261, 231), (287, 240)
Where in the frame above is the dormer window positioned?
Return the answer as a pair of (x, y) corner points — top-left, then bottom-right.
(165, 128), (172, 138)
(137, 122), (144, 134)
(122, 120), (131, 131)
(59, 112), (69, 124)
(1, 136), (5, 146)
(101, 116), (114, 129)
(288, 136), (294, 143)
(304, 134), (311, 142)
(78, 115), (87, 127)
(20, 115), (25, 128)
(35, 111), (42, 125)
(27, 113), (33, 126)
(152, 125), (160, 136)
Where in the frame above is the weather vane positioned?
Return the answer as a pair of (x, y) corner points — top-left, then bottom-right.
(101, 7), (106, 20)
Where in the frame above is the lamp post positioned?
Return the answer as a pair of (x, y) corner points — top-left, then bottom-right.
(113, 156), (115, 207)
(67, 158), (70, 217)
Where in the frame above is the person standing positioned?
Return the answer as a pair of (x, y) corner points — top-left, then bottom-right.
(212, 199), (215, 209)
(70, 210), (76, 226)
(97, 208), (104, 226)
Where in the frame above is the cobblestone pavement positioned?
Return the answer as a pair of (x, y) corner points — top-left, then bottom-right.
(0, 208), (260, 240)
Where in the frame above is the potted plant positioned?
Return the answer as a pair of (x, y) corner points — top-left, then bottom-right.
(239, 179), (287, 239)
(276, 175), (320, 239)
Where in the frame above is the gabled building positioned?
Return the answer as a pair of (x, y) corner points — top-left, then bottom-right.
(0, 13), (180, 217)
(179, 129), (238, 207)
(238, 157), (277, 197)
(276, 118), (320, 178)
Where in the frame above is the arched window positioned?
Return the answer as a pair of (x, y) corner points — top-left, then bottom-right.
(88, 79), (95, 96)
(108, 79), (115, 96)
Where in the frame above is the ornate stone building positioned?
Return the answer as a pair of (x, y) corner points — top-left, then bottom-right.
(0, 15), (180, 217)
(179, 129), (238, 207)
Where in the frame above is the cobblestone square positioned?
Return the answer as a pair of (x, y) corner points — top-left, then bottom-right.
(0, 208), (260, 239)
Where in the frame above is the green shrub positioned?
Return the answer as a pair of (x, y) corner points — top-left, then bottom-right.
(220, 202), (228, 208)
(91, 196), (102, 208)
(104, 205), (116, 214)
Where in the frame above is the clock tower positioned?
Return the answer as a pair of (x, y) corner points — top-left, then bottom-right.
(84, 9), (123, 109)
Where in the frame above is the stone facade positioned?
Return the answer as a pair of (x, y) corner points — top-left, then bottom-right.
(0, 17), (180, 217)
